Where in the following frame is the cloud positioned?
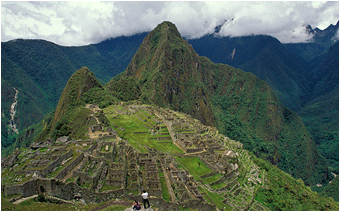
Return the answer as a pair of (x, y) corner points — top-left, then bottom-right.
(1, 1), (339, 46)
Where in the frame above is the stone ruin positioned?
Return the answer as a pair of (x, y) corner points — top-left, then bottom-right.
(1, 103), (267, 211)
(87, 125), (117, 140)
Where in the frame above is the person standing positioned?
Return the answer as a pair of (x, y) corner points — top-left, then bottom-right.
(142, 190), (150, 209)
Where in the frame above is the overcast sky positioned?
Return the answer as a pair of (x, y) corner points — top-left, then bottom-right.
(1, 1), (339, 46)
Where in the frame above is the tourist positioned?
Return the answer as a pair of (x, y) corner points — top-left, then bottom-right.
(132, 200), (141, 211)
(142, 190), (150, 209)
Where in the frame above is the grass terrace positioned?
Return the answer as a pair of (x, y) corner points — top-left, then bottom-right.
(202, 173), (223, 184)
(1, 196), (78, 211)
(174, 156), (213, 181)
(198, 186), (230, 210)
(104, 105), (183, 154)
(210, 182), (227, 190)
(159, 169), (170, 202)
(65, 177), (76, 183)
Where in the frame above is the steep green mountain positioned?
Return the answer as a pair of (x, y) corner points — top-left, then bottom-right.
(3, 24), (337, 161)
(50, 67), (104, 128)
(37, 67), (118, 142)
(298, 42), (339, 174)
(107, 21), (330, 186)
(322, 175), (339, 202)
(309, 41), (339, 101)
(284, 21), (339, 62)
(1, 33), (146, 150)
(3, 67), (117, 155)
(187, 26), (339, 182)
(187, 34), (312, 112)
(283, 42), (326, 63)
(187, 22), (339, 111)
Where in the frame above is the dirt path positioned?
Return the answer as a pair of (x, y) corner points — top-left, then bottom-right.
(331, 172), (337, 178)
(12, 195), (38, 205)
(92, 115), (100, 124)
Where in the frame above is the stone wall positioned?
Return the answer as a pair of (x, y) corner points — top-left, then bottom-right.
(56, 153), (84, 180)
(74, 170), (92, 185)
(4, 184), (22, 197)
(85, 142), (98, 153)
(90, 161), (106, 190)
(1, 155), (18, 168)
(5, 178), (126, 203)
(200, 172), (217, 179)
(198, 155), (221, 174)
(4, 178), (52, 198)
(41, 149), (73, 176)
(186, 148), (203, 154)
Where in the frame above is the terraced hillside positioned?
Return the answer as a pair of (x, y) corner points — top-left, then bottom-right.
(2, 103), (338, 211)
(0, 103), (267, 211)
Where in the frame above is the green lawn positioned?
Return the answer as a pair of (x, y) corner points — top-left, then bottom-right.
(1, 197), (77, 211)
(104, 106), (183, 154)
(175, 156), (213, 181)
(65, 177), (75, 183)
(198, 186), (229, 210)
(210, 182), (227, 190)
(159, 176), (170, 202)
(202, 173), (223, 184)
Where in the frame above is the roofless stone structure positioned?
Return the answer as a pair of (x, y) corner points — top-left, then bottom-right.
(2, 103), (268, 210)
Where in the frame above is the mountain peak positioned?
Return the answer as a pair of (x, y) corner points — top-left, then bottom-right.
(153, 21), (181, 35)
(51, 67), (102, 128)
(108, 21), (215, 125)
(123, 21), (197, 79)
(141, 21), (183, 50)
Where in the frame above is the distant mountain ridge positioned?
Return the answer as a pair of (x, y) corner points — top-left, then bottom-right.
(187, 21), (339, 111)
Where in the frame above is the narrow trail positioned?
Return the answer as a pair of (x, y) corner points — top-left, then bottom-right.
(12, 195), (38, 205)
